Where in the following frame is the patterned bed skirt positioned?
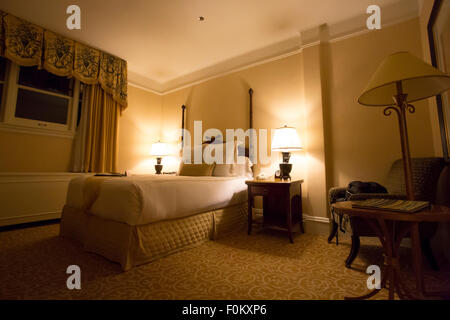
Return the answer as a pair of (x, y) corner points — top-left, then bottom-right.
(60, 203), (247, 271)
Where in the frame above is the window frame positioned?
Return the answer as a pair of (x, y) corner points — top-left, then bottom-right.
(0, 61), (80, 139)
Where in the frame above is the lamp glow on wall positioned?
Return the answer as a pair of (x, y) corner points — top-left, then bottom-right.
(358, 51), (450, 200)
(271, 125), (302, 180)
(150, 141), (169, 174)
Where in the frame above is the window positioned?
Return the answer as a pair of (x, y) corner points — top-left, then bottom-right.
(0, 61), (80, 138)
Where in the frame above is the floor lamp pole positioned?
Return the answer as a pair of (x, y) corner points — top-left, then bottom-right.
(384, 81), (415, 200)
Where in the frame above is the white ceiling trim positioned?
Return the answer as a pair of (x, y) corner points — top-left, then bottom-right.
(128, 81), (164, 96)
(129, 0), (419, 95)
(162, 47), (303, 95)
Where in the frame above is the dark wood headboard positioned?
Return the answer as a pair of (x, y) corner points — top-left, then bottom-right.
(181, 88), (253, 158)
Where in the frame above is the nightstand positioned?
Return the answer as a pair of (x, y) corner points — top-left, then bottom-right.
(246, 179), (304, 243)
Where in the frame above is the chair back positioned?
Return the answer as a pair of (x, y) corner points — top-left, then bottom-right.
(385, 157), (445, 202)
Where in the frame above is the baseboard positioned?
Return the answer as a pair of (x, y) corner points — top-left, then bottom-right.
(252, 208), (331, 235)
(0, 211), (61, 226)
(253, 208), (330, 223)
(302, 214), (330, 224)
(0, 218), (60, 232)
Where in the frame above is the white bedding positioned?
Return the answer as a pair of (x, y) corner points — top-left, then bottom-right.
(65, 175), (248, 226)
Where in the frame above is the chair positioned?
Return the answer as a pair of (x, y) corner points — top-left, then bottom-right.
(328, 157), (445, 269)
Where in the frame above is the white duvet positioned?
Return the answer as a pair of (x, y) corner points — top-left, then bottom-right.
(65, 175), (248, 226)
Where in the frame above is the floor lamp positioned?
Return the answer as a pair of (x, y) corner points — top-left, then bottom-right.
(358, 52), (450, 200)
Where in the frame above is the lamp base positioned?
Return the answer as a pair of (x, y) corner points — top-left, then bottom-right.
(279, 163), (292, 181)
(155, 157), (163, 174)
(155, 164), (163, 174)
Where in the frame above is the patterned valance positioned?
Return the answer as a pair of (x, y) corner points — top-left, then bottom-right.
(0, 11), (127, 108)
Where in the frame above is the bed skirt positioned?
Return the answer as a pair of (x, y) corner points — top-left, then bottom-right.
(60, 203), (247, 271)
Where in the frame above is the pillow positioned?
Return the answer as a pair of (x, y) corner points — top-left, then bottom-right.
(179, 163), (215, 176)
(230, 156), (253, 178)
(212, 164), (233, 176)
(211, 141), (236, 177)
(210, 142), (253, 178)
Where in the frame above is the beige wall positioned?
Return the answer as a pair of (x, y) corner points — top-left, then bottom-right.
(325, 18), (436, 188)
(302, 43), (329, 219)
(117, 85), (162, 174)
(161, 53), (307, 177)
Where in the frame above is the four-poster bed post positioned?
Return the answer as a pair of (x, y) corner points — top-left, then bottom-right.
(249, 88), (253, 130)
(181, 104), (186, 148)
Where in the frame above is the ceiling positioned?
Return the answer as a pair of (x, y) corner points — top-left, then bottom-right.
(0, 0), (420, 93)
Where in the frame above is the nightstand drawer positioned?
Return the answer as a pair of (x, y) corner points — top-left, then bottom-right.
(250, 186), (270, 195)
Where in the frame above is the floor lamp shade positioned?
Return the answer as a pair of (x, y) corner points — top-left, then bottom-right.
(358, 51), (450, 200)
(358, 52), (450, 106)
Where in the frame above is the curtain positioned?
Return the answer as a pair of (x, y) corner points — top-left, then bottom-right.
(0, 12), (5, 55)
(3, 14), (43, 67)
(78, 84), (119, 173)
(0, 10), (125, 173)
(71, 85), (90, 172)
(0, 11), (127, 108)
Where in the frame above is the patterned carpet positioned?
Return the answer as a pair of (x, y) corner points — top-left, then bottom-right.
(0, 222), (449, 300)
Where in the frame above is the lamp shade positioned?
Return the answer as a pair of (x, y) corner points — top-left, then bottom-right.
(150, 141), (169, 156)
(358, 51), (450, 106)
(271, 125), (302, 152)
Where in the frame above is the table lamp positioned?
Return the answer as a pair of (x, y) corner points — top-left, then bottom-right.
(358, 51), (450, 200)
(151, 141), (169, 174)
(271, 125), (302, 180)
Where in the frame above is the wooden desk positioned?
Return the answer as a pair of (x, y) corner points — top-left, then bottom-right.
(332, 201), (450, 300)
(246, 179), (304, 243)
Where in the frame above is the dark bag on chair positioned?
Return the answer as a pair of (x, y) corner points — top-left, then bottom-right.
(345, 181), (387, 200)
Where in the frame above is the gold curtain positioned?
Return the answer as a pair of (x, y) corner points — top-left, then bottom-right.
(0, 11), (127, 109)
(83, 84), (119, 173)
(3, 15), (43, 67)
(98, 52), (128, 107)
(43, 31), (74, 77)
(0, 12), (5, 56)
(73, 42), (100, 84)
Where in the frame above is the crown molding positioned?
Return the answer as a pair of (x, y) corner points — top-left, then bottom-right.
(128, 0), (420, 96)
(127, 71), (165, 95)
(162, 44), (303, 95)
(160, 35), (302, 93)
(128, 81), (163, 96)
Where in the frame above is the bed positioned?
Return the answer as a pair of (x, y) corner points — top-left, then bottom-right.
(60, 175), (249, 270)
(60, 89), (255, 271)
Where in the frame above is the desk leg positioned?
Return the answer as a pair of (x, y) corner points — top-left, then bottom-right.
(248, 193), (253, 235)
(298, 185), (304, 234)
(287, 193), (293, 244)
(411, 222), (425, 297)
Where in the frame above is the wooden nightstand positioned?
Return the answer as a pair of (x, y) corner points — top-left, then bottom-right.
(246, 179), (304, 243)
